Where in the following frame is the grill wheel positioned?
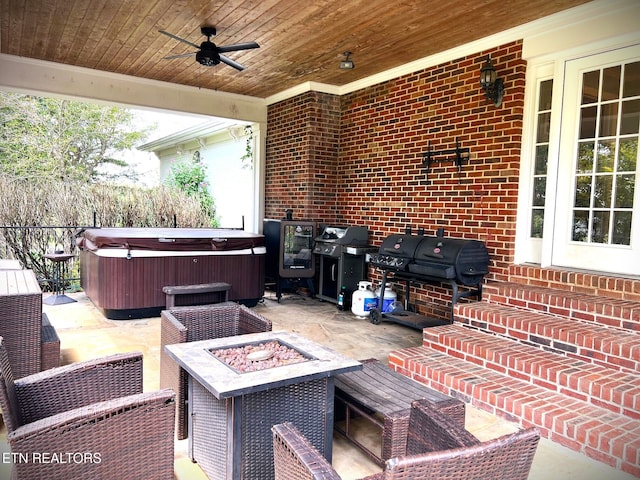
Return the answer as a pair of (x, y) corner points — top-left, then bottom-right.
(369, 308), (382, 325)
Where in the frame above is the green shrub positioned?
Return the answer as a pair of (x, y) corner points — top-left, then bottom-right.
(164, 153), (218, 226)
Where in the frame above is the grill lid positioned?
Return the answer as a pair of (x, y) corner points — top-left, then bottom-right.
(410, 236), (489, 285)
(370, 234), (426, 271)
(315, 225), (369, 246)
(379, 234), (424, 258)
(414, 237), (475, 264)
(373, 232), (490, 286)
(316, 226), (347, 242)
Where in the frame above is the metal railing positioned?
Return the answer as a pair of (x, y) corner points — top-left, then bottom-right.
(0, 225), (91, 291)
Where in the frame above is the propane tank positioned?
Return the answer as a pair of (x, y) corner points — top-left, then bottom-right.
(351, 281), (377, 317)
(375, 286), (397, 313)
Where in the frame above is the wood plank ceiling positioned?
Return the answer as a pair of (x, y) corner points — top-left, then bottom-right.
(0, 0), (590, 99)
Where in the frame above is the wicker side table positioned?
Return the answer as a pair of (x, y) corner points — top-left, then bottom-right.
(0, 269), (43, 378)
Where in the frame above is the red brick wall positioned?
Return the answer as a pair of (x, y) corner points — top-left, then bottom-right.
(266, 41), (526, 317)
(265, 91), (340, 222)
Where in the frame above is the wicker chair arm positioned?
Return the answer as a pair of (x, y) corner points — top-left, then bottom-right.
(8, 389), (176, 480)
(382, 398), (468, 459)
(385, 427), (540, 480)
(161, 310), (188, 339)
(405, 399), (479, 455)
(15, 352), (144, 424)
(237, 305), (272, 334)
(159, 310), (188, 396)
(272, 422), (342, 480)
(160, 310), (189, 439)
(411, 398), (467, 430)
(382, 408), (411, 458)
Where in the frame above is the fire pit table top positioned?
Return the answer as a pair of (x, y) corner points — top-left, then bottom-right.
(164, 331), (362, 399)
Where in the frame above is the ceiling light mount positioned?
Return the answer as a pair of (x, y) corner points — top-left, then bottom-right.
(479, 55), (504, 107)
(340, 51), (354, 70)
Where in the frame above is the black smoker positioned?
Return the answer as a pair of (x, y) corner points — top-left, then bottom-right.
(263, 218), (316, 302)
(369, 228), (489, 329)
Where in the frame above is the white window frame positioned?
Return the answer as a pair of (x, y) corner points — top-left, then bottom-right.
(516, 37), (640, 271)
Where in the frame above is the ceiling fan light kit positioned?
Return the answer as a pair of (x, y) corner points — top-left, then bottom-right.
(160, 25), (259, 71)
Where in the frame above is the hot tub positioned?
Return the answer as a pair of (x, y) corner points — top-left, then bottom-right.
(77, 228), (265, 319)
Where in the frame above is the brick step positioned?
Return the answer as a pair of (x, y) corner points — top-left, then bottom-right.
(422, 323), (639, 418)
(482, 281), (640, 332)
(389, 345), (640, 476)
(507, 265), (640, 302)
(455, 302), (640, 374)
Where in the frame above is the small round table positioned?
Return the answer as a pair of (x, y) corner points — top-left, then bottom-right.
(43, 253), (77, 305)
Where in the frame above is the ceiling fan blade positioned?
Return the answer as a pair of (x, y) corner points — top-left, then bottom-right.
(219, 54), (245, 71)
(158, 30), (200, 49)
(163, 52), (196, 60)
(217, 42), (260, 53)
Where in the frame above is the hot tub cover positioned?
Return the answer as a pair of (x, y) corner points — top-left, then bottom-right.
(78, 228), (264, 252)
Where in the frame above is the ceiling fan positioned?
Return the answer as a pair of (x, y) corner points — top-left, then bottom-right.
(159, 26), (259, 71)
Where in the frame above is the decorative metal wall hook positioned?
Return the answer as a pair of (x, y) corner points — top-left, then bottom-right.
(421, 138), (470, 183)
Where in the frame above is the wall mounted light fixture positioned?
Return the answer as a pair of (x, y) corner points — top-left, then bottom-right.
(479, 55), (504, 107)
(339, 51), (354, 70)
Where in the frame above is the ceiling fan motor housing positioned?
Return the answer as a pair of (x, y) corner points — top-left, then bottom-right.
(197, 42), (220, 66)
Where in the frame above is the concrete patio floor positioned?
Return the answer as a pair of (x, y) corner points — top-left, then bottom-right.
(1, 289), (635, 480)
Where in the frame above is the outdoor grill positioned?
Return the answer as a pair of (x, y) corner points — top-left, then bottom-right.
(369, 229), (489, 329)
(313, 225), (374, 304)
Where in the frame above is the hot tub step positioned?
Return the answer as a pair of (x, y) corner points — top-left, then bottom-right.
(163, 282), (231, 308)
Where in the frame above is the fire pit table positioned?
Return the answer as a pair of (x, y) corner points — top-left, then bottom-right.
(164, 331), (362, 480)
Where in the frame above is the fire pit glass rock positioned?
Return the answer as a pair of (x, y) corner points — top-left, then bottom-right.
(210, 340), (311, 373)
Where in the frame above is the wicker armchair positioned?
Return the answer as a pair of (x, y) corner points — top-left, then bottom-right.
(273, 399), (540, 480)
(160, 303), (272, 439)
(0, 337), (176, 480)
